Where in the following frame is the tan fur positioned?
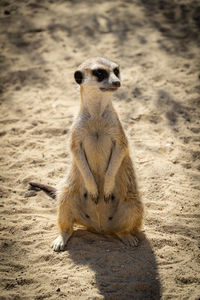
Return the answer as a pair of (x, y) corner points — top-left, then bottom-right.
(53, 57), (144, 251)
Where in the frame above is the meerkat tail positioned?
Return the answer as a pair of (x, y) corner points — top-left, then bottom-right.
(29, 182), (56, 199)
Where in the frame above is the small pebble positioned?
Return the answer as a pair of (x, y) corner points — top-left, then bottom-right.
(172, 160), (178, 164)
(56, 288), (60, 292)
(0, 131), (6, 136)
(31, 121), (38, 126)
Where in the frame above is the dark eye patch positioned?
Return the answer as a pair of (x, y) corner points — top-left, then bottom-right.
(113, 67), (119, 77)
(92, 68), (109, 82)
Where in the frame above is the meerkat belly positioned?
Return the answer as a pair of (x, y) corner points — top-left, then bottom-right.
(74, 199), (133, 234)
(83, 131), (112, 178)
(97, 200), (134, 233)
(74, 188), (133, 233)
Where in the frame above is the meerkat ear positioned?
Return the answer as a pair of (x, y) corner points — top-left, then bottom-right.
(74, 70), (83, 84)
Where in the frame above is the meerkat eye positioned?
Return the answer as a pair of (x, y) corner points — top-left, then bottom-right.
(92, 68), (108, 82)
(113, 67), (119, 77)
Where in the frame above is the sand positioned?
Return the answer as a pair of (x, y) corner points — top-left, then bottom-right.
(0, 0), (200, 299)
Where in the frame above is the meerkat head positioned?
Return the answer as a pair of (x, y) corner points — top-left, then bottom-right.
(74, 57), (121, 93)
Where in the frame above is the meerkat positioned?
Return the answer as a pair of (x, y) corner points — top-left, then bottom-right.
(30, 57), (143, 251)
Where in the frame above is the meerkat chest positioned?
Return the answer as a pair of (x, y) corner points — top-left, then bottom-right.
(83, 127), (112, 156)
(84, 118), (115, 146)
(87, 128), (109, 144)
(82, 121), (115, 173)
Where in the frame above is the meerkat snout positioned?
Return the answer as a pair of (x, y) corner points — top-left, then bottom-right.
(112, 81), (121, 87)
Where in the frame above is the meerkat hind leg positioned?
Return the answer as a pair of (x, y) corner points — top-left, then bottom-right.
(53, 194), (74, 252)
(52, 230), (73, 252)
(116, 232), (139, 247)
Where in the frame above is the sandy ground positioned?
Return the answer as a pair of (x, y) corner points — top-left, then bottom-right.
(0, 0), (200, 299)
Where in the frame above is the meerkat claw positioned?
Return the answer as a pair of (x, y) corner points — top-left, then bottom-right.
(91, 195), (99, 204)
(104, 193), (115, 203)
(104, 194), (111, 203)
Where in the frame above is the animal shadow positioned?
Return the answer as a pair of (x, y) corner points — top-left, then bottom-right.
(67, 230), (161, 299)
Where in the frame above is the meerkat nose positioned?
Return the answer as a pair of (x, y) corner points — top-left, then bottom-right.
(112, 81), (121, 87)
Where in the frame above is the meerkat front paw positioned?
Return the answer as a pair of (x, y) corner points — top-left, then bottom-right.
(104, 193), (115, 203)
(85, 180), (99, 204)
(90, 194), (99, 204)
(104, 176), (115, 202)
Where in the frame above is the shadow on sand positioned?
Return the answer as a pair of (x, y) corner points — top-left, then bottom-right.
(66, 230), (161, 299)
